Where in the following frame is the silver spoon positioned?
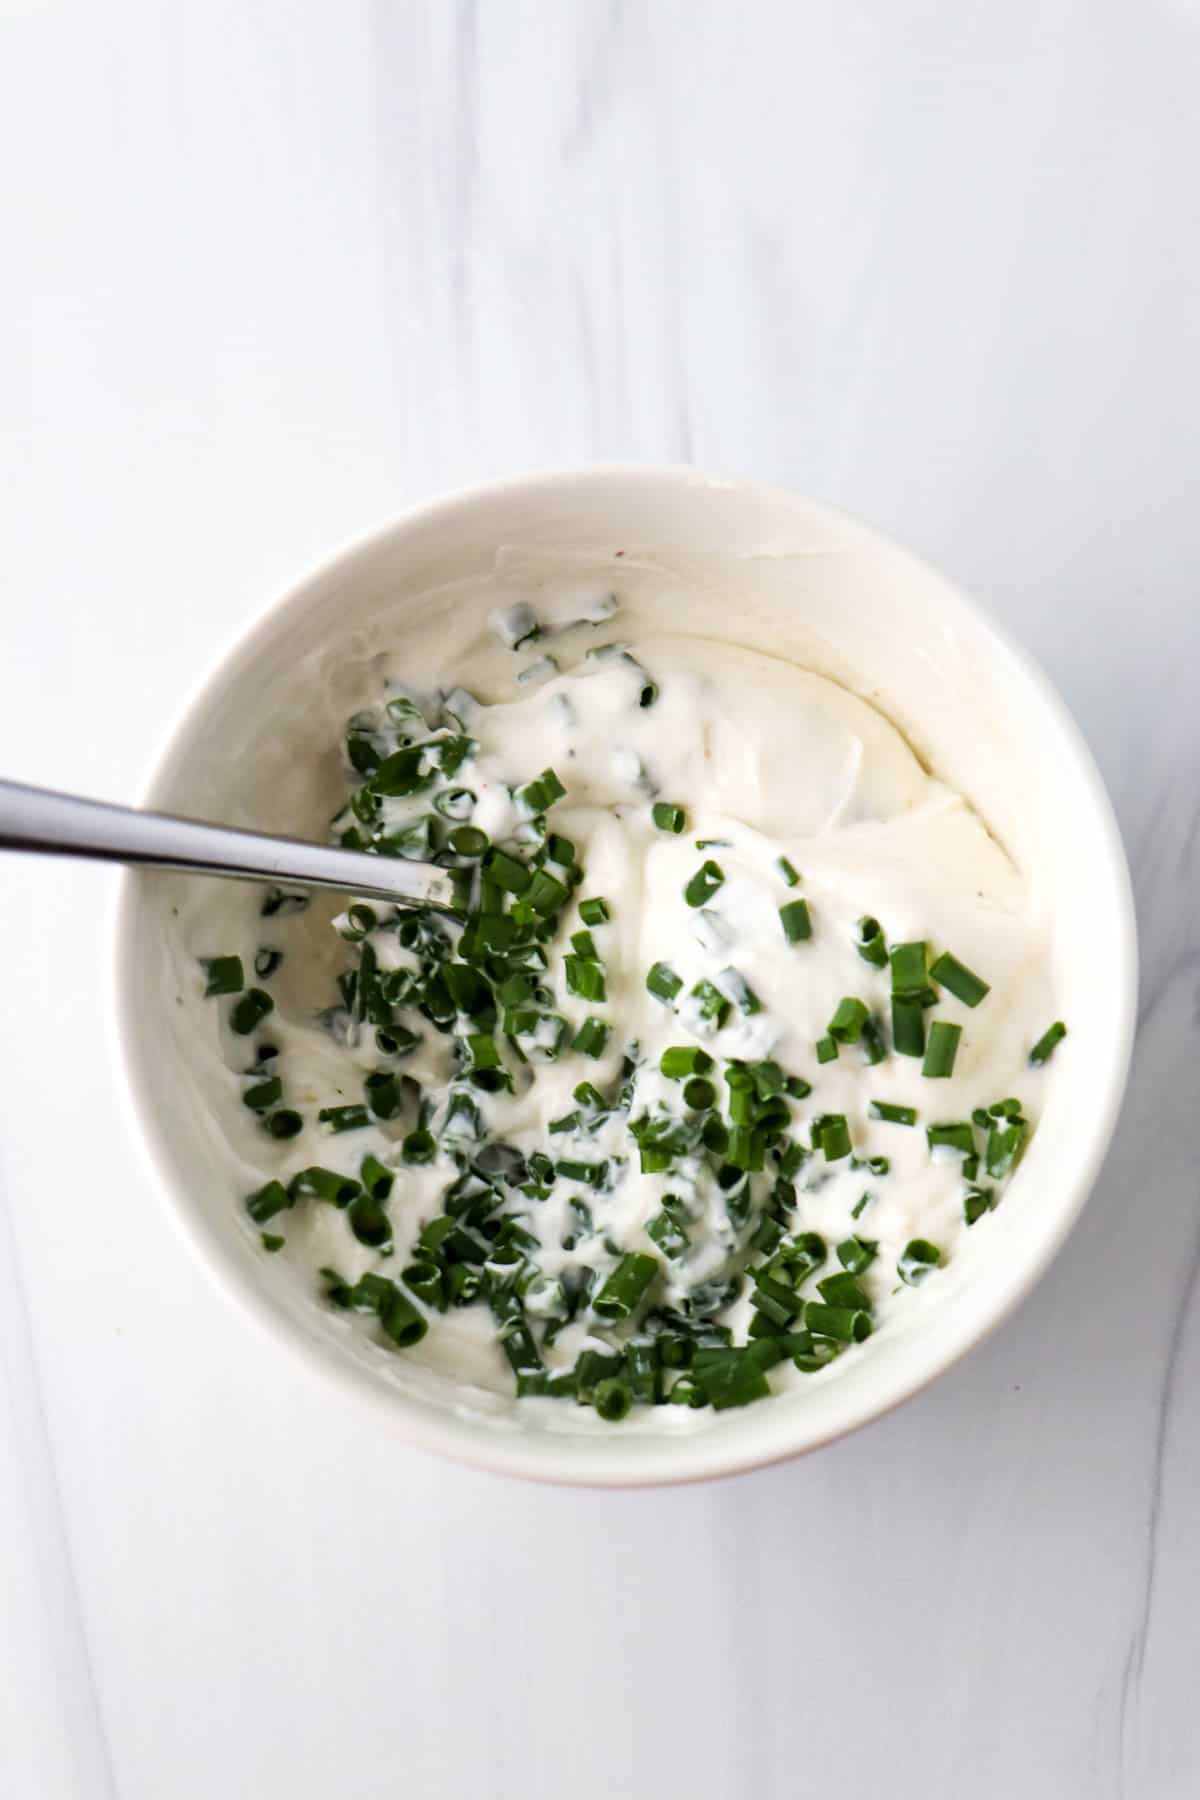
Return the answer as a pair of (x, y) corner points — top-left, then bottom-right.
(0, 778), (467, 915)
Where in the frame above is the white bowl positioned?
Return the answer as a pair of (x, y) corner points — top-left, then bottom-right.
(113, 468), (1136, 1486)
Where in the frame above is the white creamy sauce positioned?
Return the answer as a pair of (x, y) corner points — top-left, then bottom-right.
(183, 594), (1057, 1407)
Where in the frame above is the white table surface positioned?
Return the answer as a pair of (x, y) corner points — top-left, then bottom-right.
(3, 4), (1198, 1796)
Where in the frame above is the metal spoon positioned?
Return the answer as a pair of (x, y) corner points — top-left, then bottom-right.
(0, 778), (466, 914)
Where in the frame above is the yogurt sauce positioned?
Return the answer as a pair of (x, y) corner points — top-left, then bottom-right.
(190, 600), (1056, 1404)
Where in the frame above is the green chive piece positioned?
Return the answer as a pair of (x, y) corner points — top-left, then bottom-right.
(565, 956), (607, 1002)
(527, 869), (569, 915)
(571, 929), (597, 960)
(593, 1378), (633, 1422)
(260, 1232), (285, 1252)
(260, 887), (309, 918)
(929, 951), (990, 1008)
(652, 802), (687, 834)
(898, 1239), (942, 1285)
(805, 1304), (872, 1344)
(837, 1235), (878, 1275)
(828, 996), (869, 1043)
(817, 1270), (871, 1310)
(360, 1155), (394, 1201)
(684, 861), (725, 908)
(449, 825), (488, 857)
(1030, 1021), (1068, 1066)
(647, 1208), (690, 1260)
(816, 1036), (838, 1064)
(776, 856), (801, 887)
(688, 979), (730, 1029)
(661, 1045), (714, 1079)
(579, 897), (610, 925)
(254, 947), (283, 979)
(892, 995), (926, 1058)
(593, 1252), (658, 1321)
(481, 847), (531, 894)
(318, 1104), (370, 1133)
(855, 917), (888, 969)
(402, 1129), (436, 1164)
(780, 899), (812, 943)
(264, 1109), (303, 1139)
(683, 1076), (716, 1110)
(646, 961), (682, 1003)
(890, 941), (929, 994)
(348, 1192), (392, 1249)
(573, 1018), (610, 1058)
(245, 1180), (291, 1223)
(869, 1100), (918, 1125)
(923, 1020), (962, 1079)
(230, 988), (274, 1035)
(986, 1119), (1027, 1178)
(964, 1187), (995, 1225)
(516, 767), (567, 814)
(201, 955), (244, 996)
(926, 1121), (975, 1155)
(380, 1288), (428, 1349)
(816, 1114), (852, 1161)
(287, 1166), (359, 1209)
(242, 1076), (282, 1112)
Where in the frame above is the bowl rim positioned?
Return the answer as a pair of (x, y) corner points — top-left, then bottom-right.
(110, 464), (1138, 1487)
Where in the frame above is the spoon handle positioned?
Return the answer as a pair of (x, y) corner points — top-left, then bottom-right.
(0, 779), (466, 914)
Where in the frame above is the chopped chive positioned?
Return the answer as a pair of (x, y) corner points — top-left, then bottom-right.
(851, 1193), (872, 1220)
(922, 1020), (962, 1079)
(661, 1045), (714, 1079)
(869, 1100), (918, 1125)
(779, 899), (812, 943)
(593, 1253), (658, 1321)
(593, 1378), (633, 1422)
(402, 1128), (436, 1163)
(682, 1076), (716, 1110)
(527, 869), (569, 914)
(360, 1155), (394, 1201)
(647, 1208), (690, 1259)
(245, 1180), (292, 1223)
(855, 917), (888, 969)
(556, 1158), (606, 1185)
(688, 979), (730, 1029)
(828, 996), (870, 1043)
(565, 957), (607, 1002)
(254, 947), (283, 979)
(380, 1288), (428, 1349)
(449, 825), (488, 857)
(986, 1120), (1027, 1178)
(926, 1121), (976, 1155)
(242, 1076), (282, 1112)
(684, 861), (725, 907)
(201, 955), (244, 996)
(481, 847), (531, 894)
(816, 1036), (838, 1064)
(929, 951), (990, 1008)
(776, 856), (801, 887)
(889, 941), (928, 994)
(230, 988), (274, 1035)
(516, 767), (566, 814)
(786, 1075), (812, 1100)
(264, 1109), (303, 1139)
(1030, 1021), (1068, 1066)
(318, 1104), (370, 1133)
(804, 1304), (872, 1344)
(652, 801), (687, 834)
(260, 1232), (285, 1252)
(898, 1239), (942, 1285)
(866, 1154), (889, 1176)
(364, 1071), (402, 1119)
(860, 1019), (886, 1065)
(815, 1114), (852, 1161)
(579, 897), (610, 925)
(348, 1192), (392, 1249)
(573, 1018), (610, 1058)
(891, 995), (925, 1058)
(646, 961), (682, 1003)
(836, 1235), (878, 1275)
(964, 1187), (995, 1225)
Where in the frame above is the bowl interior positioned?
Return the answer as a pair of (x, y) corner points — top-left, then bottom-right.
(116, 470), (1135, 1484)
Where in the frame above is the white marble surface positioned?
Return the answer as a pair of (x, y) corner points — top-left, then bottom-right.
(2, 2), (1198, 1795)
